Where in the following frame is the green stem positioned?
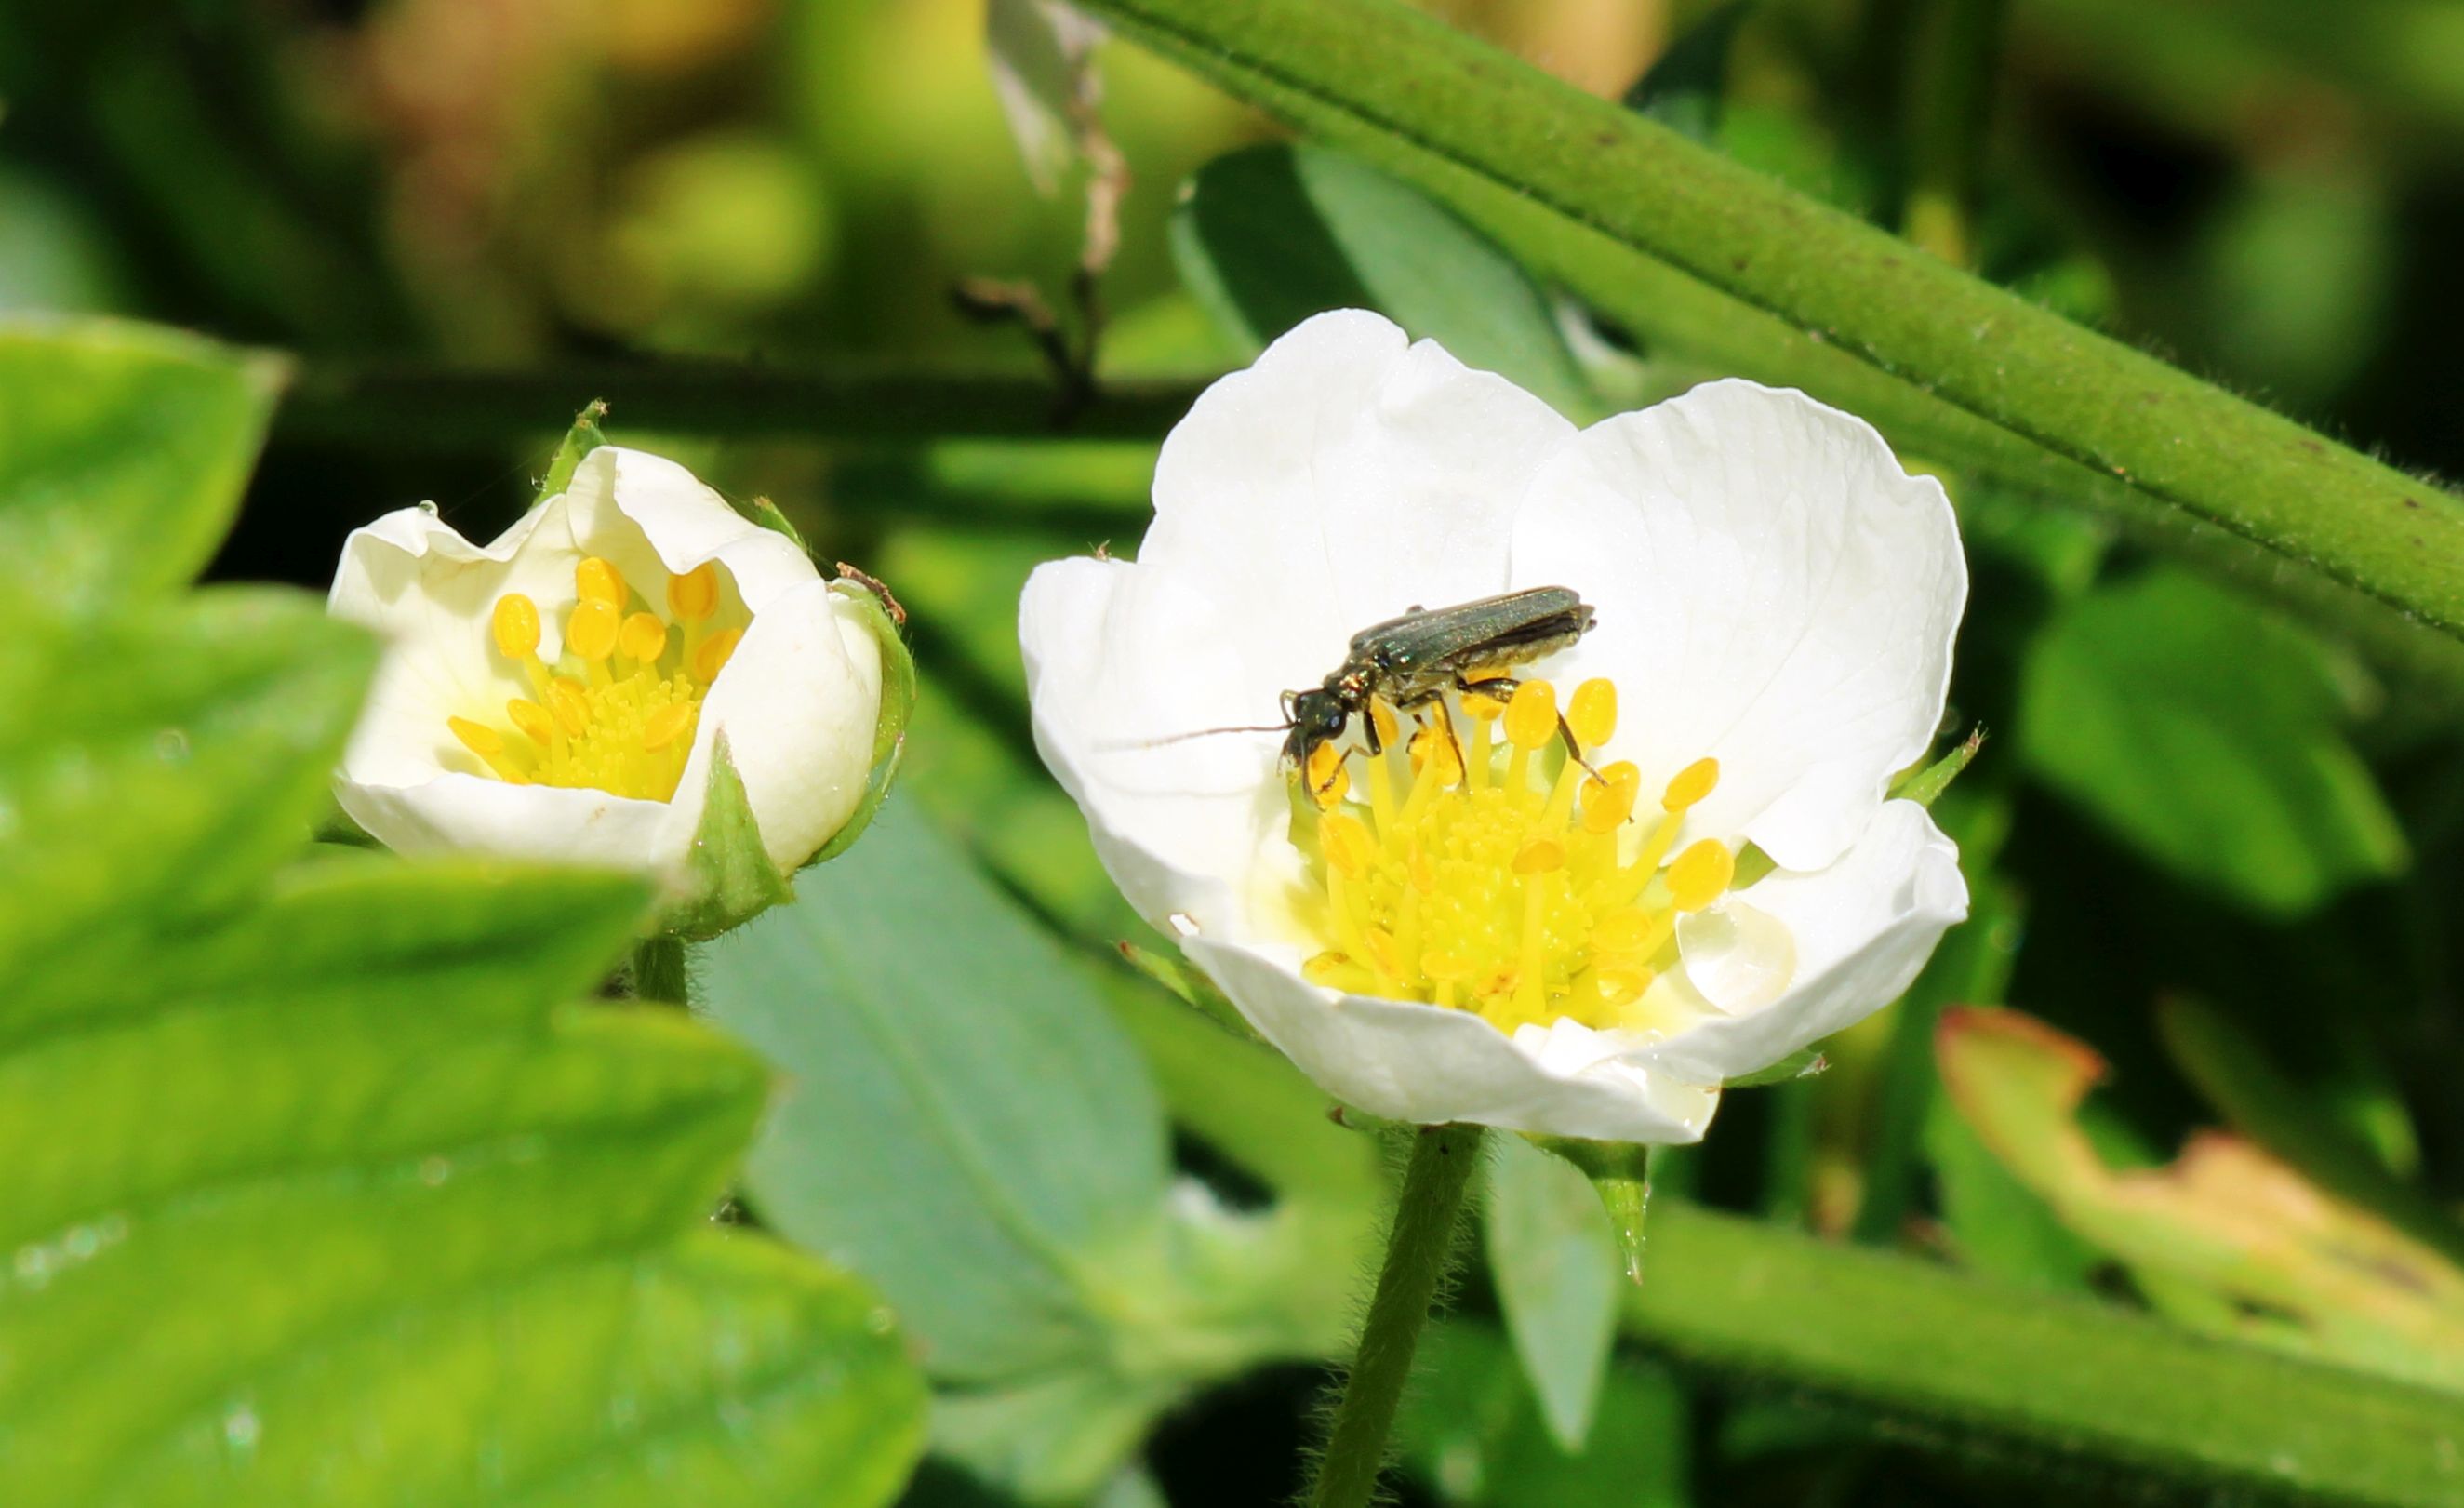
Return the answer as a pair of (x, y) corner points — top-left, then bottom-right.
(632, 936), (690, 1007)
(1068, 0), (2464, 650)
(1310, 1122), (1485, 1508)
(272, 362), (1207, 450)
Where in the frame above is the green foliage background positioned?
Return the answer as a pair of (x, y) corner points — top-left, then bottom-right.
(5, 0), (2464, 1504)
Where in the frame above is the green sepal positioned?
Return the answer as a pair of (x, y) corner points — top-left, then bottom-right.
(1527, 1135), (1656, 1284)
(802, 576), (918, 871)
(1892, 726), (1986, 808)
(534, 399), (608, 505)
(664, 733), (795, 941)
(1723, 1046), (1830, 1088)
(738, 493), (812, 553)
(1117, 939), (1255, 1037)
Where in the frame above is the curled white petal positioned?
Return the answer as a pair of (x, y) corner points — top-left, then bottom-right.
(328, 447), (878, 882)
(1513, 380), (1965, 872)
(1646, 800), (1969, 1085)
(1181, 934), (1718, 1143)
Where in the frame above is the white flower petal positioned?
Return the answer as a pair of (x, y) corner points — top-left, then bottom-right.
(1182, 934), (1719, 1143)
(334, 770), (672, 872)
(1513, 380), (1965, 871)
(1644, 800), (1968, 1085)
(562, 447), (818, 614)
(1140, 309), (1576, 714)
(1020, 555), (1269, 930)
(671, 579), (884, 872)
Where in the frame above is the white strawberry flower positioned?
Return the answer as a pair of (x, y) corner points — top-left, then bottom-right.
(1019, 311), (1969, 1143)
(327, 445), (886, 922)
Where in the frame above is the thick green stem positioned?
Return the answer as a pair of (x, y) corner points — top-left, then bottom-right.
(1070, 0), (2464, 657)
(632, 936), (690, 1007)
(1311, 1122), (1485, 1508)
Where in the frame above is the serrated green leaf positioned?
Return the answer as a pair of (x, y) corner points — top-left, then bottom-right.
(1171, 143), (1594, 417)
(0, 586), (926, 1506)
(1483, 1136), (1618, 1451)
(2018, 568), (2406, 914)
(0, 319), (284, 610)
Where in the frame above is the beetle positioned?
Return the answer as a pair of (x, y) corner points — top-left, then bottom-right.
(1278, 586), (1596, 785)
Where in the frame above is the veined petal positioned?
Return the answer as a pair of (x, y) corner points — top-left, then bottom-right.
(1513, 380), (1965, 872)
(1645, 799), (1968, 1086)
(1182, 933), (1719, 1143)
(1141, 309), (1575, 714)
(1020, 554), (1271, 932)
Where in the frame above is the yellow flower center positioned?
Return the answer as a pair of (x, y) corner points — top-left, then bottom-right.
(1297, 675), (1734, 1036)
(445, 556), (742, 801)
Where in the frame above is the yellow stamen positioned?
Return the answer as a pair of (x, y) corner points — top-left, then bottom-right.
(448, 715), (529, 783)
(577, 555), (628, 607)
(1668, 840), (1735, 912)
(566, 597), (619, 662)
(619, 611), (669, 664)
(1285, 672), (1759, 1039)
(669, 562), (720, 621)
(1664, 756), (1720, 811)
(1567, 678), (1617, 746)
(506, 698), (555, 749)
(491, 594), (541, 660)
(546, 677), (591, 738)
(643, 701), (697, 753)
(693, 626), (743, 684)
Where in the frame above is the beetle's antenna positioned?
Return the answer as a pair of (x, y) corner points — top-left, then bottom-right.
(1097, 721), (1292, 752)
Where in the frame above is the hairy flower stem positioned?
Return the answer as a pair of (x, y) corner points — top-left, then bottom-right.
(632, 937), (690, 1007)
(1310, 1122), (1486, 1508)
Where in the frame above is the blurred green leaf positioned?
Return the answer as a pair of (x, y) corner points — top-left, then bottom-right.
(0, 586), (926, 1506)
(1938, 1006), (2464, 1391)
(1399, 1323), (1689, 1508)
(1171, 143), (1593, 416)
(0, 318), (284, 610)
(1483, 1137), (1619, 1451)
(2018, 568), (2407, 914)
(1622, 2), (1750, 142)
(699, 801), (1356, 1502)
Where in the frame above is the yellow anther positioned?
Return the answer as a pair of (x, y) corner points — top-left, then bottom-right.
(1460, 673), (1510, 721)
(506, 698), (555, 748)
(1591, 908), (1654, 953)
(1409, 846), (1437, 893)
(1596, 965), (1656, 1007)
(1312, 761), (1352, 809)
(1503, 680), (1557, 751)
(618, 611), (669, 664)
(1580, 775), (1638, 834)
(546, 677), (591, 737)
(1421, 949), (1471, 982)
(1567, 678), (1617, 747)
(1668, 839), (1736, 912)
(491, 594), (541, 661)
(643, 701), (697, 754)
(669, 561), (720, 622)
(566, 597), (619, 661)
(1321, 812), (1377, 879)
(576, 555), (627, 607)
(1306, 741), (1346, 796)
(1409, 725), (1463, 788)
(1302, 952), (1359, 988)
(1364, 927), (1405, 979)
(693, 626), (743, 684)
(1512, 838), (1565, 875)
(1663, 756), (1720, 812)
(448, 716), (504, 758)
(1369, 700), (1399, 750)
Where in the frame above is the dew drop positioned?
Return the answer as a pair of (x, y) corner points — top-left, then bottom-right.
(865, 1307), (896, 1335)
(155, 728), (190, 763)
(418, 1156), (452, 1187)
(223, 1400), (261, 1457)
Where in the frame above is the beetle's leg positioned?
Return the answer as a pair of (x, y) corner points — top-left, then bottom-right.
(1554, 714), (1605, 783)
(1413, 703), (1468, 776)
(1455, 672), (1519, 703)
(1361, 701), (1385, 757)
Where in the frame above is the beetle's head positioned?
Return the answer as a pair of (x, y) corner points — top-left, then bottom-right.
(1280, 687), (1352, 770)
